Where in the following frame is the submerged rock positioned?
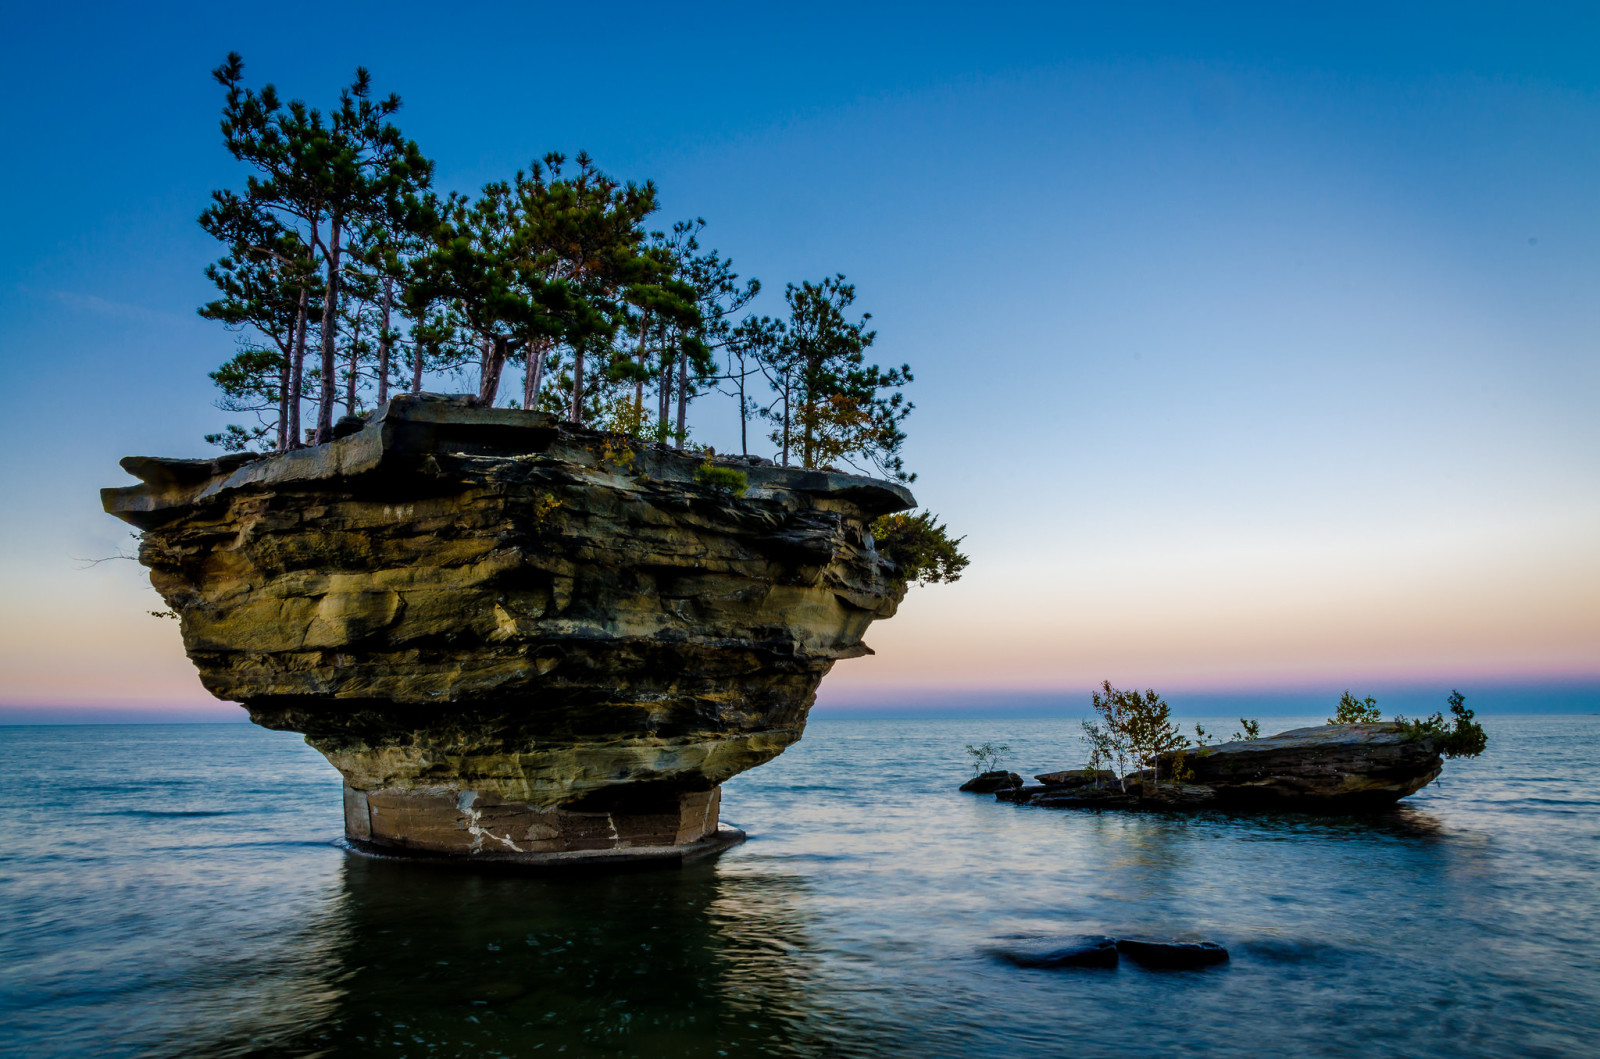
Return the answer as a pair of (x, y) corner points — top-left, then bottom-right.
(1029, 782), (1216, 809)
(990, 934), (1229, 971)
(960, 770), (1023, 793)
(1115, 938), (1230, 969)
(991, 935), (1119, 969)
(995, 784), (1052, 804)
(1035, 768), (1117, 788)
(103, 394), (915, 863)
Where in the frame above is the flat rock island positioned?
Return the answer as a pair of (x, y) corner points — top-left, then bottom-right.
(992, 723), (1449, 811)
(103, 395), (914, 864)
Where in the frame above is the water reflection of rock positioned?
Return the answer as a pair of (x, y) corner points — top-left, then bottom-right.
(204, 855), (827, 1057)
(1022, 803), (1456, 945)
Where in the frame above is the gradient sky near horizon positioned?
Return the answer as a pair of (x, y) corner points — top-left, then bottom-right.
(1, 2), (1596, 718)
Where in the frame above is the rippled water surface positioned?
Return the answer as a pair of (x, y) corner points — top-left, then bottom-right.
(2, 715), (1597, 1057)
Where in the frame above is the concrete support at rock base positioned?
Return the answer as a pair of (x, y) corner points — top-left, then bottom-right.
(342, 784), (725, 858)
(103, 394), (915, 864)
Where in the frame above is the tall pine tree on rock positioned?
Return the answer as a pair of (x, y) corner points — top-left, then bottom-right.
(209, 53), (433, 443)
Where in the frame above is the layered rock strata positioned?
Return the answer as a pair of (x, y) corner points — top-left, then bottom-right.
(103, 394), (914, 862)
(993, 724), (1444, 811)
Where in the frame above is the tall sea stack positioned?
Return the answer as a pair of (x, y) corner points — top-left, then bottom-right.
(103, 395), (913, 863)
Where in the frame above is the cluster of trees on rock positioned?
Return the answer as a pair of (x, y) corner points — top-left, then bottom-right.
(1331, 689), (1487, 758)
(1081, 682), (1192, 790)
(197, 55), (915, 482)
(1076, 685), (1487, 792)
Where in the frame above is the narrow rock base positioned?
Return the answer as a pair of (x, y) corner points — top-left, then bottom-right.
(346, 824), (747, 870)
(343, 784), (727, 859)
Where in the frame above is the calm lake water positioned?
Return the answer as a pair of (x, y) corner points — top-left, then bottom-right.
(2, 715), (1597, 1058)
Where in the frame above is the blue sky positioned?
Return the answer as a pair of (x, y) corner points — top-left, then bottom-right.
(1, 2), (1596, 718)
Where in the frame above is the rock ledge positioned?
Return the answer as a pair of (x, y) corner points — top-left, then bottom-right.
(104, 394), (915, 862)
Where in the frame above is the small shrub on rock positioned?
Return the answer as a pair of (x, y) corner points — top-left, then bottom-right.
(964, 741), (1011, 776)
(1330, 691), (1382, 724)
(693, 458), (748, 497)
(1398, 690), (1488, 758)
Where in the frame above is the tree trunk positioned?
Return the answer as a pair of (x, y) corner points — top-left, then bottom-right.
(275, 344), (290, 453)
(633, 313), (648, 420)
(521, 340), (538, 410)
(479, 335), (508, 406)
(780, 376), (791, 466)
(411, 327), (425, 394)
(736, 355), (748, 456)
(568, 344), (584, 423)
(658, 342), (671, 440)
(529, 339), (548, 408)
(376, 276), (392, 406)
(800, 368), (816, 470)
(345, 305), (362, 416)
(674, 349), (688, 447)
(314, 217), (343, 444)
(287, 282), (310, 448)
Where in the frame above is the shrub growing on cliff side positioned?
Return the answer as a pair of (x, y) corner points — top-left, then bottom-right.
(1330, 691), (1382, 724)
(693, 457), (748, 496)
(871, 511), (968, 588)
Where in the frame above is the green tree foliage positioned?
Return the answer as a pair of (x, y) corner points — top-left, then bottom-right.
(870, 511), (969, 587)
(194, 59), (965, 591)
(692, 457), (748, 496)
(1330, 691), (1383, 724)
(1397, 690), (1489, 758)
(406, 152), (692, 418)
(207, 52), (433, 444)
(964, 742), (1011, 777)
(1083, 681), (1190, 791)
(650, 221), (755, 447)
(197, 233), (322, 451)
(757, 276), (913, 480)
(1327, 689), (1487, 756)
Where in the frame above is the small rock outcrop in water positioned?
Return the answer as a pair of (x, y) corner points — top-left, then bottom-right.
(988, 724), (1446, 811)
(1115, 938), (1230, 968)
(991, 935), (1119, 969)
(103, 395), (914, 863)
(959, 770), (1023, 793)
(990, 934), (1227, 970)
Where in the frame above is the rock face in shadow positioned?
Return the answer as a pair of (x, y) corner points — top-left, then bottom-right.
(1166, 724), (1444, 808)
(103, 394), (914, 861)
(959, 770), (1023, 793)
(991, 724), (1445, 812)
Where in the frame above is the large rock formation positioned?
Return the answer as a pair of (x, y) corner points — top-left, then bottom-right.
(996, 724), (1445, 811)
(103, 395), (914, 863)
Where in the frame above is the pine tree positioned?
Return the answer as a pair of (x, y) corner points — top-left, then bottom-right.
(197, 229), (321, 451)
(658, 221), (757, 448)
(758, 276), (914, 479)
(208, 53), (433, 443)
(408, 152), (682, 419)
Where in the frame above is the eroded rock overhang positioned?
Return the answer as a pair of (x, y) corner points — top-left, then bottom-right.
(103, 394), (916, 860)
